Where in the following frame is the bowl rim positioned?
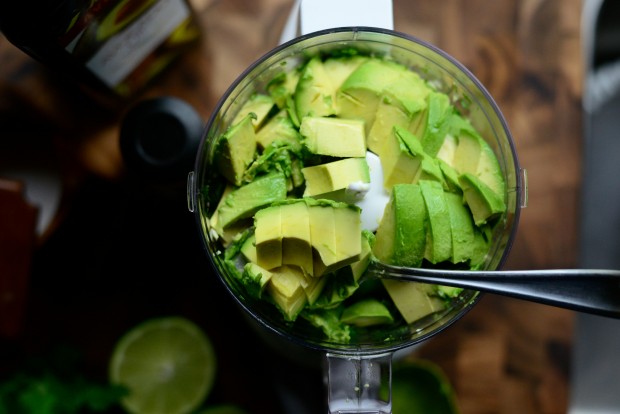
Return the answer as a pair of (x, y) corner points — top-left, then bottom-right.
(191, 26), (523, 355)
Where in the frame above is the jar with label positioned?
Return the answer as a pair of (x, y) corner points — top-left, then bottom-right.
(0, 0), (201, 107)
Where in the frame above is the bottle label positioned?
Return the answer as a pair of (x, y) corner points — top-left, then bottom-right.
(65, 0), (190, 88)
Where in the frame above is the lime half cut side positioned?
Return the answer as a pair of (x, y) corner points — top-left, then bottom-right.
(109, 316), (217, 414)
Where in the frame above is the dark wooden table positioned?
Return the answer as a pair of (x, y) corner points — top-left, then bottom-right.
(0, 0), (584, 413)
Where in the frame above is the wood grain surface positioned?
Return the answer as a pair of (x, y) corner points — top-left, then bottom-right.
(0, 0), (585, 413)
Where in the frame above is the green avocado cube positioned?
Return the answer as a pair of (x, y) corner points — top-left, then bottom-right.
(459, 173), (506, 226)
(340, 299), (394, 327)
(255, 109), (302, 151)
(294, 56), (337, 120)
(215, 172), (288, 234)
(232, 93), (275, 130)
(215, 113), (257, 186)
(267, 265), (308, 321)
(302, 157), (370, 203)
(300, 116), (366, 158)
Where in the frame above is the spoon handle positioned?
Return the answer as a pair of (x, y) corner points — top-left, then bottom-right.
(368, 263), (620, 318)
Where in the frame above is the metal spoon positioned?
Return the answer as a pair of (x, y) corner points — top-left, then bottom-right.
(365, 259), (620, 318)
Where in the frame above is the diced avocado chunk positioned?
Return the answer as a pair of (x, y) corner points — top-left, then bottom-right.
(300, 116), (366, 157)
(255, 109), (303, 151)
(373, 183), (427, 267)
(267, 70), (300, 110)
(280, 200), (313, 275)
(214, 172), (288, 234)
(381, 126), (423, 190)
(242, 262), (273, 298)
(232, 93), (275, 130)
(450, 122), (506, 197)
(311, 230), (374, 309)
(337, 59), (430, 133)
(438, 159), (462, 193)
(302, 157), (370, 203)
(323, 55), (369, 92)
(417, 91), (453, 157)
(413, 156), (446, 187)
(254, 204), (282, 270)
(436, 133), (458, 165)
(254, 199), (361, 277)
(294, 56), (337, 120)
(419, 180), (452, 264)
(367, 97), (412, 156)
(381, 280), (446, 324)
(210, 185), (251, 245)
(240, 233), (257, 263)
(459, 173), (506, 226)
(340, 299), (394, 327)
(215, 113), (257, 186)
(337, 59), (403, 130)
(267, 265), (308, 321)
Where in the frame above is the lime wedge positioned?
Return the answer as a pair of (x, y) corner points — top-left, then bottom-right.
(109, 317), (217, 414)
(391, 359), (459, 414)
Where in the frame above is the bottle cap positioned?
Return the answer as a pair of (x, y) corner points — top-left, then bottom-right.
(120, 96), (204, 183)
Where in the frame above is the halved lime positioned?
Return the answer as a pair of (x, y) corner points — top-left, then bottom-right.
(109, 317), (217, 414)
(391, 359), (459, 414)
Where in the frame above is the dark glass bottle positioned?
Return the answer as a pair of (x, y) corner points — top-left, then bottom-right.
(0, 0), (201, 107)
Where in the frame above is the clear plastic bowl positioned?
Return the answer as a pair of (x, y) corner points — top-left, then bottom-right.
(188, 27), (523, 355)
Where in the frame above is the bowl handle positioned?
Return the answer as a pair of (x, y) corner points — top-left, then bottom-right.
(325, 352), (393, 414)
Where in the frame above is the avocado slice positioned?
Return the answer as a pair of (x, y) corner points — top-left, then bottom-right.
(302, 157), (370, 203)
(337, 58), (403, 130)
(417, 91), (453, 157)
(214, 172), (288, 234)
(367, 97), (412, 156)
(267, 70), (300, 110)
(214, 113), (257, 186)
(232, 93), (275, 130)
(459, 173), (506, 226)
(255, 109), (302, 151)
(451, 123), (506, 197)
(280, 200), (313, 275)
(437, 159), (462, 193)
(209, 185), (251, 245)
(254, 204), (282, 270)
(337, 58), (430, 133)
(242, 262), (273, 298)
(300, 116), (366, 158)
(311, 231), (373, 308)
(333, 203), (363, 270)
(381, 280), (446, 324)
(267, 265), (308, 321)
(323, 55), (369, 92)
(444, 192), (475, 264)
(340, 298), (394, 327)
(254, 199), (361, 277)
(436, 133), (457, 165)
(240, 233), (257, 263)
(413, 156), (446, 188)
(470, 224), (493, 269)
(294, 56), (337, 120)
(419, 180), (452, 264)
(373, 183), (427, 267)
(381, 125), (423, 190)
